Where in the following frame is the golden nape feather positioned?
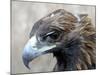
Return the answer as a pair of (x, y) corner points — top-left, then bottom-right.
(76, 15), (96, 70)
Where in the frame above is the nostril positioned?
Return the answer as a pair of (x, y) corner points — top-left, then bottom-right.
(32, 46), (38, 50)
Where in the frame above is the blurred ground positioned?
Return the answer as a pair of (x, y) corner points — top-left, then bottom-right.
(11, 0), (95, 74)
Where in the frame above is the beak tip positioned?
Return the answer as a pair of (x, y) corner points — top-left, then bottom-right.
(25, 64), (30, 69)
(23, 59), (30, 69)
(22, 55), (31, 69)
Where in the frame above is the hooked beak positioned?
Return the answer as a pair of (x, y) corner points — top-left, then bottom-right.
(22, 35), (56, 69)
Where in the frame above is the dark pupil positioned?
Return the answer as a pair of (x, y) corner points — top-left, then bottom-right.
(41, 31), (60, 41)
(49, 32), (59, 39)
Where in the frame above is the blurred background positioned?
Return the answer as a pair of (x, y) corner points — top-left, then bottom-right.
(11, 0), (95, 74)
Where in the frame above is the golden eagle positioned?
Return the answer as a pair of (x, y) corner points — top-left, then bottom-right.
(22, 9), (96, 71)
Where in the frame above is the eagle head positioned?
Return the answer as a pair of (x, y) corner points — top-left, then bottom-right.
(22, 9), (95, 70)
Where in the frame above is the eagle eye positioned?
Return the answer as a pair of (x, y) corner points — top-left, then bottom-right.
(38, 29), (62, 43)
(45, 30), (61, 40)
(48, 32), (59, 39)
